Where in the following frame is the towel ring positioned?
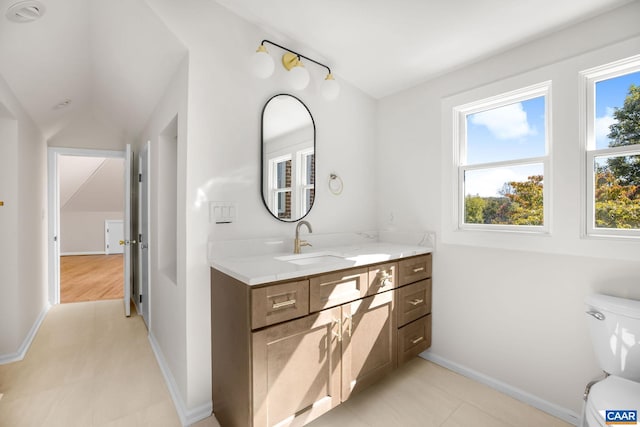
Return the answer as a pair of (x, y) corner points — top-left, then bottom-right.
(328, 173), (343, 195)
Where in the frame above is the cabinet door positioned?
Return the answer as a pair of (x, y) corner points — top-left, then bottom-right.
(252, 307), (341, 427)
(341, 290), (396, 401)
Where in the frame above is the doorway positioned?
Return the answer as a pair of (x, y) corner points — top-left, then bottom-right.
(48, 147), (130, 309)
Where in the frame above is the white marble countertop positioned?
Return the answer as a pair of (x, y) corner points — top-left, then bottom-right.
(211, 241), (433, 285)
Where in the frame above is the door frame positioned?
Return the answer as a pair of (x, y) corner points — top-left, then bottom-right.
(137, 141), (150, 327)
(47, 147), (126, 306)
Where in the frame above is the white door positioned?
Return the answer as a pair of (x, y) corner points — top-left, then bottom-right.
(123, 144), (133, 316)
(105, 220), (124, 255)
(138, 142), (150, 326)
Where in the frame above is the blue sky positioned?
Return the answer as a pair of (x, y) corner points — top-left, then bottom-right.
(464, 96), (545, 196)
(466, 96), (546, 165)
(463, 71), (639, 197)
(595, 71), (640, 149)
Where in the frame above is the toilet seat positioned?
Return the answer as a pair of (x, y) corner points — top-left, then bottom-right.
(586, 376), (640, 427)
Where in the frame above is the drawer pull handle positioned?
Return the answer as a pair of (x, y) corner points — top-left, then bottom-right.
(408, 298), (424, 306)
(272, 299), (296, 310)
(411, 336), (424, 345)
(412, 267), (425, 273)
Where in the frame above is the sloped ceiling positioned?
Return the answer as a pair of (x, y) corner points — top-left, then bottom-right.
(60, 156), (124, 212)
(0, 0), (187, 140)
(0, 0), (635, 142)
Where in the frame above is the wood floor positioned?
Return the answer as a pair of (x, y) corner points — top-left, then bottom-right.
(60, 255), (123, 303)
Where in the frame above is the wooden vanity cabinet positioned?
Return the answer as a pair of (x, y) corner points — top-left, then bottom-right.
(211, 253), (430, 427)
(395, 254), (432, 365)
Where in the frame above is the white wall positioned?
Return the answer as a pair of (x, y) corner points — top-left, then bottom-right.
(146, 0), (378, 421)
(377, 1), (640, 420)
(48, 109), (127, 150)
(136, 54), (189, 418)
(0, 73), (47, 360)
(60, 211), (124, 254)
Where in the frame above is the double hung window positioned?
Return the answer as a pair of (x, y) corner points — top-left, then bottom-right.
(582, 56), (640, 237)
(454, 82), (551, 232)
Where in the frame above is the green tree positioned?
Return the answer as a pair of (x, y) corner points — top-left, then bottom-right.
(607, 84), (640, 186)
(499, 175), (544, 225)
(483, 197), (512, 224)
(595, 165), (640, 229)
(465, 195), (486, 224)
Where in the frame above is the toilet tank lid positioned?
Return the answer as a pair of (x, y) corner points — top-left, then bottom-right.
(585, 294), (640, 319)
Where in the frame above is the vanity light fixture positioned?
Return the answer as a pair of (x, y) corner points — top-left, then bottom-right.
(252, 39), (340, 100)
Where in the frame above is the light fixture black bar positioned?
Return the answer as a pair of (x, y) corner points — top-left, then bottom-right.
(261, 39), (332, 75)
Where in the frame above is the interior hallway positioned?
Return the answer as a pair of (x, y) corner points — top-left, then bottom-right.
(0, 300), (572, 427)
(0, 300), (218, 427)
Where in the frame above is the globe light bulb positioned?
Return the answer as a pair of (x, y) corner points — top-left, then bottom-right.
(289, 64), (310, 90)
(251, 45), (274, 79)
(321, 73), (340, 100)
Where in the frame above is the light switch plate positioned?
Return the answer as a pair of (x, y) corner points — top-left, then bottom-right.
(209, 201), (236, 224)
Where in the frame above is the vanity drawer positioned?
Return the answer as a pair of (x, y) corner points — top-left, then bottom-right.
(396, 279), (432, 327)
(310, 268), (368, 312)
(251, 280), (309, 330)
(367, 262), (397, 295)
(398, 315), (431, 365)
(398, 254), (432, 286)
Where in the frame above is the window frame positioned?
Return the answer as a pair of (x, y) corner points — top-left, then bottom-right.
(268, 154), (293, 219)
(453, 81), (552, 233)
(580, 55), (640, 239)
(298, 148), (315, 216)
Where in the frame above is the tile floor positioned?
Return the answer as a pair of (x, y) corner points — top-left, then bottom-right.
(0, 300), (573, 427)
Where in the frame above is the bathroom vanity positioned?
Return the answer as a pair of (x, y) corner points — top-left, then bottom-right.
(211, 243), (432, 427)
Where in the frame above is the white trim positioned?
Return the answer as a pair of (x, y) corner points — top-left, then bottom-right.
(0, 304), (50, 365)
(453, 81), (552, 233)
(48, 147), (126, 306)
(420, 351), (580, 426)
(148, 332), (212, 426)
(60, 251), (106, 256)
(580, 55), (640, 239)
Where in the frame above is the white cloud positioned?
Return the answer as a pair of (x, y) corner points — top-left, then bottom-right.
(595, 107), (617, 147)
(470, 102), (535, 140)
(465, 165), (542, 197)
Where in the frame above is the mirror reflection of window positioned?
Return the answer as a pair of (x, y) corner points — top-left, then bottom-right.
(262, 95), (315, 221)
(271, 157), (292, 219)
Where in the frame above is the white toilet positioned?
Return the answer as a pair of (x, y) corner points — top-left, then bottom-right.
(584, 294), (640, 427)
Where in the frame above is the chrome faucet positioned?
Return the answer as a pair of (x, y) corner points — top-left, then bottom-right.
(294, 220), (313, 254)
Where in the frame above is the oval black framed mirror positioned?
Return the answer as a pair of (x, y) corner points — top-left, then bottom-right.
(261, 94), (316, 222)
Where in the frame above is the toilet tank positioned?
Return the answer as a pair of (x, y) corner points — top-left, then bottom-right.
(585, 294), (640, 381)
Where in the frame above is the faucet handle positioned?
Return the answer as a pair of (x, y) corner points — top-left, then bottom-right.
(300, 240), (312, 248)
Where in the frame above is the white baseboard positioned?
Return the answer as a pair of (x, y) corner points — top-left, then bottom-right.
(420, 351), (580, 426)
(60, 251), (106, 256)
(0, 303), (50, 365)
(148, 332), (213, 426)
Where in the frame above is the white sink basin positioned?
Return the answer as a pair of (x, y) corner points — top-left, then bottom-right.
(275, 252), (345, 266)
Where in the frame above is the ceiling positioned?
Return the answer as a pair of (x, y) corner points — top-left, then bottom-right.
(217, 0), (635, 98)
(0, 0), (634, 142)
(0, 0), (186, 140)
